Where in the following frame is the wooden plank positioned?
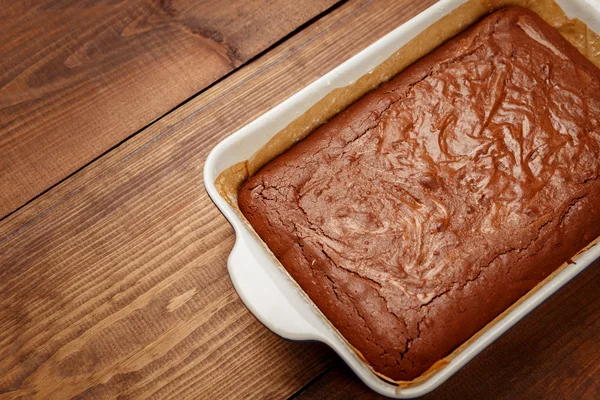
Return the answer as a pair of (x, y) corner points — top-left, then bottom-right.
(0, 0), (438, 398)
(293, 260), (600, 400)
(0, 0), (339, 218)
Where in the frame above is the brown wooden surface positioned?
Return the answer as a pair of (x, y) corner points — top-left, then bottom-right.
(0, 0), (337, 218)
(1, 0), (598, 399)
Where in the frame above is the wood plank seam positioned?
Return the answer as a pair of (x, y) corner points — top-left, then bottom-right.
(0, 0), (348, 219)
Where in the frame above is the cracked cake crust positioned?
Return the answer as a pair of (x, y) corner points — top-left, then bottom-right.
(238, 7), (600, 381)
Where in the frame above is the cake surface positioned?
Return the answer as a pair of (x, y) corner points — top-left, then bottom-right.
(238, 6), (600, 381)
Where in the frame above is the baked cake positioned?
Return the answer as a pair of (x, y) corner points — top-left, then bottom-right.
(238, 6), (600, 380)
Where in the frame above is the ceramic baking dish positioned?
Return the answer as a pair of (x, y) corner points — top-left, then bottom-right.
(204, 0), (600, 397)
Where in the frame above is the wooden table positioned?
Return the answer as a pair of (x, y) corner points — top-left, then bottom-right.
(1, 1), (598, 398)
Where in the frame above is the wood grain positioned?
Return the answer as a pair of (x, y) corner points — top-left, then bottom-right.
(0, 0), (338, 218)
(0, 0), (438, 398)
(293, 260), (600, 400)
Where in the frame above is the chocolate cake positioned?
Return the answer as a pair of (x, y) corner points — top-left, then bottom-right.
(238, 6), (600, 380)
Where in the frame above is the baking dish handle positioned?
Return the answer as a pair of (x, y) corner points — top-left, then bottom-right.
(228, 237), (325, 341)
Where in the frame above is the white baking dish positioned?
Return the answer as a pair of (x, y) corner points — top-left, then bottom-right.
(204, 0), (600, 397)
